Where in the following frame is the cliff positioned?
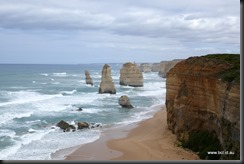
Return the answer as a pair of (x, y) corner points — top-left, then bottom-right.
(165, 54), (240, 159)
(120, 62), (143, 87)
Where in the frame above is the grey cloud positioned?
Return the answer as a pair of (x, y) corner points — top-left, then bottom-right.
(0, 0), (239, 44)
(0, 0), (240, 64)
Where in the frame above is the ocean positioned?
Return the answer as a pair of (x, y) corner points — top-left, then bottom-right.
(0, 63), (166, 160)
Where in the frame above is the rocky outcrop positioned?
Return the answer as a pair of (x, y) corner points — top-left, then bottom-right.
(158, 59), (182, 78)
(99, 64), (116, 94)
(77, 121), (89, 129)
(120, 62), (143, 87)
(139, 63), (152, 72)
(119, 95), (134, 108)
(139, 63), (160, 72)
(151, 63), (160, 72)
(56, 120), (76, 132)
(166, 54), (240, 159)
(85, 70), (93, 86)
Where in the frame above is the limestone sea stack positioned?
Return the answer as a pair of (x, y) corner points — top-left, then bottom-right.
(85, 70), (93, 86)
(120, 62), (143, 87)
(139, 63), (152, 72)
(158, 59), (182, 78)
(119, 95), (134, 108)
(98, 64), (116, 94)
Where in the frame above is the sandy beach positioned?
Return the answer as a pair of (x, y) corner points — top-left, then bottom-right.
(64, 105), (199, 161)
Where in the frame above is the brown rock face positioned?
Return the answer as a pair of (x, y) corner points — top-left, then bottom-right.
(166, 55), (240, 159)
(119, 95), (134, 108)
(158, 59), (182, 78)
(85, 70), (93, 86)
(99, 64), (116, 94)
(120, 62), (143, 87)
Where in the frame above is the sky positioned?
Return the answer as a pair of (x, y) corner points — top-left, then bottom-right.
(0, 0), (240, 64)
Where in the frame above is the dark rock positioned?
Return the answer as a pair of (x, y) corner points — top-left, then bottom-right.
(77, 107), (83, 111)
(119, 95), (134, 109)
(90, 122), (102, 128)
(77, 121), (89, 129)
(57, 120), (70, 130)
(57, 120), (76, 132)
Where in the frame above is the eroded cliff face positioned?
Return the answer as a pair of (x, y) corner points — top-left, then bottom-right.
(166, 55), (240, 159)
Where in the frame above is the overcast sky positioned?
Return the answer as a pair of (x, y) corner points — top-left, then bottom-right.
(0, 0), (240, 64)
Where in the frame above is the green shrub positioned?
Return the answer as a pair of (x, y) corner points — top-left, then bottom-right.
(181, 130), (223, 160)
(204, 54), (240, 83)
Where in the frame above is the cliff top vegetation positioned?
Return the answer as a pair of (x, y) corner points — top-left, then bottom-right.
(204, 54), (240, 83)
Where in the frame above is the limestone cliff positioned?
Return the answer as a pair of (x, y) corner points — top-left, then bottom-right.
(99, 64), (116, 94)
(166, 54), (240, 159)
(120, 62), (143, 87)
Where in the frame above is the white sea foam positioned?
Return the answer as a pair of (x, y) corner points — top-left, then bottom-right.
(0, 112), (34, 125)
(61, 90), (77, 95)
(33, 93), (101, 112)
(0, 140), (22, 159)
(34, 101), (68, 112)
(0, 129), (55, 160)
(28, 128), (37, 133)
(53, 72), (67, 77)
(25, 120), (41, 124)
(0, 91), (62, 107)
(40, 73), (49, 76)
(0, 129), (16, 138)
(80, 108), (112, 114)
(52, 82), (60, 85)
(3, 129), (101, 160)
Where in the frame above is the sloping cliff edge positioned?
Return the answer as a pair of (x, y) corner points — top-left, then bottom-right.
(165, 54), (240, 160)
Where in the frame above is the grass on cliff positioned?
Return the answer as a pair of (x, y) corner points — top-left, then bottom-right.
(204, 54), (240, 83)
(181, 130), (223, 160)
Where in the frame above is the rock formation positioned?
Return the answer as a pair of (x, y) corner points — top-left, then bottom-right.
(120, 62), (143, 87)
(77, 121), (89, 129)
(99, 64), (116, 94)
(56, 120), (76, 132)
(139, 63), (152, 72)
(166, 54), (240, 159)
(119, 95), (134, 108)
(85, 70), (93, 85)
(158, 59), (182, 78)
(151, 63), (160, 72)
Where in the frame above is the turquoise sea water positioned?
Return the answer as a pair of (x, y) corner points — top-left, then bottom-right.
(0, 64), (166, 160)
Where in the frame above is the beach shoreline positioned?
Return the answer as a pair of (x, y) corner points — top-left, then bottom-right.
(63, 105), (199, 161)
